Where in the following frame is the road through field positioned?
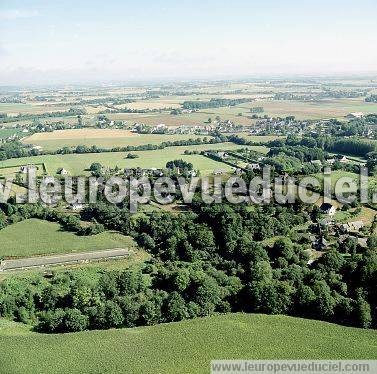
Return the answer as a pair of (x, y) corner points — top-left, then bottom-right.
(0, 248), (133, 271)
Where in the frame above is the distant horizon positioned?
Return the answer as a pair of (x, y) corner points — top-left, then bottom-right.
(1, 72), (377, 90)
(1, 0), (377, 86)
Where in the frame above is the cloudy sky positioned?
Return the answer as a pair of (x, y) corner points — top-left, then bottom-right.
(0, 0), (376, 85)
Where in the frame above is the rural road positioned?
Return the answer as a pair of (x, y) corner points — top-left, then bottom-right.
(0, 248), (133, 271)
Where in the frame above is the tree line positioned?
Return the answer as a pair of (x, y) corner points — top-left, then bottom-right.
(182, 98), (253, 110)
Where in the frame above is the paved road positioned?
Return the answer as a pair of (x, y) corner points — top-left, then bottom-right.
(0, 248), (133, 271)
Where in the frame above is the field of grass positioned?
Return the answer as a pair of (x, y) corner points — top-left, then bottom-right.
(0, 143), (262, 176)
(0, 219), (137, 258)
(22, 129), (209, 151)
(310, 170), (359, 188)
(0, 313), (376, 374)
(0, 128), (22, 139)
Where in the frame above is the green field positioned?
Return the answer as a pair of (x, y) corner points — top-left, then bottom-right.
(0, 219), (136, 258)
(0, 313), (376, 374)
(22, 129), (209, 151)
(0, 143), (266, 176)
(310, 170), (360, 188)
(0, 128), (22, 139)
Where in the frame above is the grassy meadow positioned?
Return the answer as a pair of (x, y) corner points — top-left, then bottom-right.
(0, 219), (137, 258)
(0, 313), (376, 374)
(310, 170), (360, 189)
(0, 143), (267, 176)
(0, 128), (23, 139)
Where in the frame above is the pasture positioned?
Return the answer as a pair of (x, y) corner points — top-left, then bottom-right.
(0, 313), (376, 374)
(0, 128), (22, 139)
(0, 143), (264, 175)
(22, 129), (208, 151)
(0, 219), (137, 258)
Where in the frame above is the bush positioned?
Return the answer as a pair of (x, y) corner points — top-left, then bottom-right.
(64, 308), (89, 332)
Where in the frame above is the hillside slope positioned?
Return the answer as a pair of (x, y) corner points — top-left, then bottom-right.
(0, 313), (376, 374)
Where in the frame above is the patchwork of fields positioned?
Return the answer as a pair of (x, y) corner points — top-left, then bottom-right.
(238, 98), (377, 120)
(0, 313), (376, 374)
(22, 129), (279, 151)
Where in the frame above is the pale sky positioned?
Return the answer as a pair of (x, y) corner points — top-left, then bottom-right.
(0, 0), (376, 85)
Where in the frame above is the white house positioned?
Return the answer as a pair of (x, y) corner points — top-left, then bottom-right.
(57, 168), (69, 175)
(320, 203), (336, 217)
(69, 203), (83, 210)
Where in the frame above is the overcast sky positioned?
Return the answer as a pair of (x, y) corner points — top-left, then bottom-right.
(0, 0), (376, 85)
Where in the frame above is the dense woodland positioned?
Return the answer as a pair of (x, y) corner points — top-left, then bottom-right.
(0, 200), (376, 333)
